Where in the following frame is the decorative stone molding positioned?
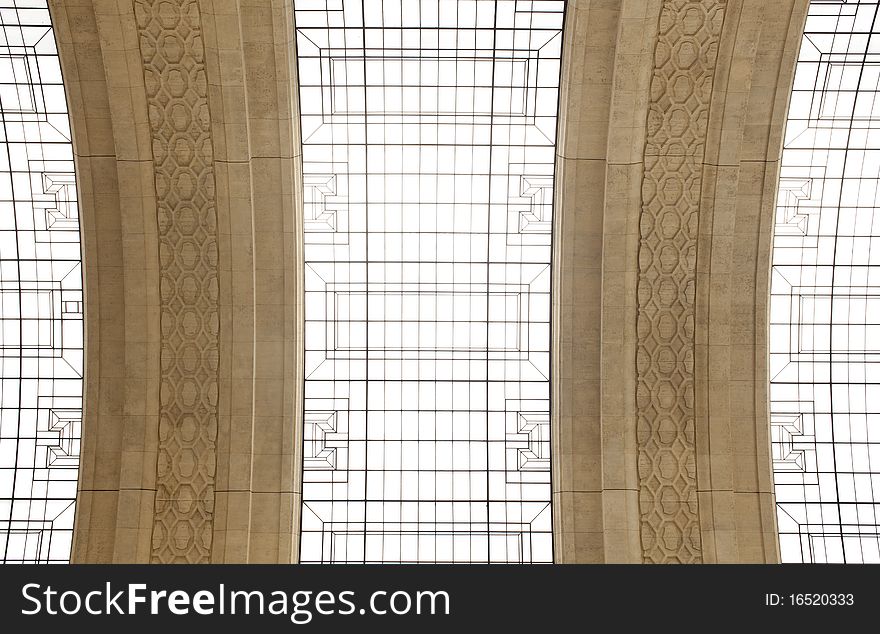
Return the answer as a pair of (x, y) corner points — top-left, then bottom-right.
(134, 0), (220, 564)
(636, 0), (727, 563)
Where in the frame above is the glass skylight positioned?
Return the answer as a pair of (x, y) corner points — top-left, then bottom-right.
(0, 0), (81, 564)
(772, 0), (880, 563)
(294, 0), (563, 563)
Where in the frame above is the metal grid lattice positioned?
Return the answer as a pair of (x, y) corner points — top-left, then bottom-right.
(0, 0), (81, 564)
(772, 0), (880, 563)
(295, 0), (563, 563)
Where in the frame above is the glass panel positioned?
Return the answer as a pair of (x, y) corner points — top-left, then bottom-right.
(294, 0), (564, 563)
(0, 0), (82, 564)
(772, 0), (880, 563)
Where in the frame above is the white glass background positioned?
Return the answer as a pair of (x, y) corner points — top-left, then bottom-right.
(0, 0), (81, 564)
(772, 0), (880, 562)
(295, 0), (563, 563)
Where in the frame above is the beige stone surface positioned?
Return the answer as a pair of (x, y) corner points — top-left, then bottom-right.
(553, 0), (807, 563)
(53, 0), (303, 563)
(635, 0), (726, 565)
(554, 0), (663, 564)
(199, 0), (304, 564)
(695, 0), (809, 563)
(131, 0), (221, 564)
(50, 0), (161, 564)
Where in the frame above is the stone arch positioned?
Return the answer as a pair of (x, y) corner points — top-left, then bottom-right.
(51, 0), (304, 563)
(552, 0), (808, 563)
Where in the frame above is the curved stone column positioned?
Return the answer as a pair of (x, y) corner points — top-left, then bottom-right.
(553, 0), (808, 563)
(50, 0), (162, 563)
(52, 0), (303, 563)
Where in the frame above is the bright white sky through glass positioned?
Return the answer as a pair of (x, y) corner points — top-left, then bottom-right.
(772, 0), (880, 563)
(295, 0), (563, 563)
(0, 0), (82, 564)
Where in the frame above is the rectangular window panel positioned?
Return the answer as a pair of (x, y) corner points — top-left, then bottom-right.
(295, 0), (563, 563)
